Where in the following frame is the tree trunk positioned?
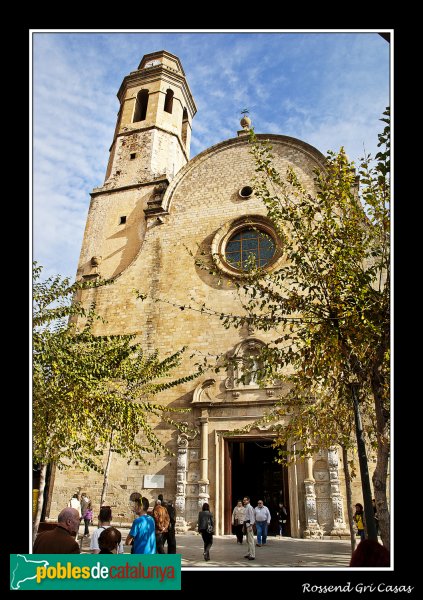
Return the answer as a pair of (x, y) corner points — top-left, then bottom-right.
(32, 463), (47, 541)
(342, 445), (356, 555)
(371, 365), (390, 550)
(350, 383), (378, 540)
(372, 441), (389, 549)
(100, 436), (113, 507)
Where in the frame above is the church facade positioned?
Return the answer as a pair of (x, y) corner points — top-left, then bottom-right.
(47, 50), (369, 538)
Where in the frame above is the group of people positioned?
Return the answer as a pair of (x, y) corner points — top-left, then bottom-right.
(33, 490), (177, 555)
(68, 492), (93, 537)
(125, 494), (177, 554)
(198, 496), (288, 562)
(231, 499), (288, 545)
(33, 488), (388, 567)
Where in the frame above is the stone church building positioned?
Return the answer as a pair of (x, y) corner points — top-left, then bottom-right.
(47, 50), (368, 538)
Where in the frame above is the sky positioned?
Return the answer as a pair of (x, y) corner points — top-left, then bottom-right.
(32, 30), (390, 281)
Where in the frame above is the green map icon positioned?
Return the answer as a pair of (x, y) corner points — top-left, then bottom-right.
(10, 553), (181, 590)
(10, 555), (49, 590)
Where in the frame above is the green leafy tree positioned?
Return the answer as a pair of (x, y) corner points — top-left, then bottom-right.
(189, 109), (390, 548)
(33, 264), (199, 538)
(226, 110), (389, 547)
(235, 361), (376, 553)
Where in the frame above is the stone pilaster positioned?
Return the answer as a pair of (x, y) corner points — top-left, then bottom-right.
(303, 456), (323, 539)
(328, 447), (347, 536)
(198, 415), (210, 509)
(175, 434), (189, 532)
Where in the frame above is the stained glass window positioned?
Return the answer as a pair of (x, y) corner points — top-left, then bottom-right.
(225, 227), (276, 270)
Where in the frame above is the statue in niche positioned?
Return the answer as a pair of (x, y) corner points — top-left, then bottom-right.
(243, 353), (261, 386)
(225, 338), (271, 390)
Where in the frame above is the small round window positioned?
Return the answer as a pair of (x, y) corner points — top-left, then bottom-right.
(239, 186), (253, 198)
(225, 227), (276, 271)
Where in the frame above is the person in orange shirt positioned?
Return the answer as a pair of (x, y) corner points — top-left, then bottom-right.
(153, 499), (170, 554)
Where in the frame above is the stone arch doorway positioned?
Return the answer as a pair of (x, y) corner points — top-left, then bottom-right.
(224, 437), (290, 536)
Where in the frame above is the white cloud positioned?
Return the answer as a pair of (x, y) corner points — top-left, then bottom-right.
(32, 31), (390, 281)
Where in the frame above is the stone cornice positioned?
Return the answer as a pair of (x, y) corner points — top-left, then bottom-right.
(90, 176), (169, 198)
(192, 397), (279, 409)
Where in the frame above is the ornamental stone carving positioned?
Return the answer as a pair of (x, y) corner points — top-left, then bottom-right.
(192, 379), (216, 404)
(304, 477), (323, 539)
(304, 454), (323, 539)
(175, 428), (198, 532)
(225, 339), (265, 388)
(327, 447), (347, 535)
(305, 494), (317, 522)
(83, 256), (102, 279)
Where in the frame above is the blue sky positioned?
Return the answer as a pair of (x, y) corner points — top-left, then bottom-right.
(32, 30), (390, 281)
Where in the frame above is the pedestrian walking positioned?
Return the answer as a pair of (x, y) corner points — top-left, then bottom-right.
(83, 502), (93, 537)
(242, 496), (255, 560)
(232, 500), (245, 544)
(198, 502), (214, 561)
(80, 493), (90, 521)
(254, 499), (271, 546)
(68, 493), (81, 518)
(276, 502), (288, 537)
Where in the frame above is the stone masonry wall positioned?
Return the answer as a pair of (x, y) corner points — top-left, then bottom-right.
(50, 135), (383, 533)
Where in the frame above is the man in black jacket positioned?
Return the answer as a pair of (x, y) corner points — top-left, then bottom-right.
(158, 494), (177, 554)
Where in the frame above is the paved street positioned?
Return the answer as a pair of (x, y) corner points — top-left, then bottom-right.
(79, 526), (351, 568)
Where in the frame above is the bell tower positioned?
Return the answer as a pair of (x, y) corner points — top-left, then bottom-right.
(105, 50), (196, 184)
(76, 51), (196, 282)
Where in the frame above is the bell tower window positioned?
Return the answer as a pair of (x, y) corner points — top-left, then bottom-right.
(164, 89), (174, 114)
(182, 108), (188, 145)
(133, 89), (149, 122)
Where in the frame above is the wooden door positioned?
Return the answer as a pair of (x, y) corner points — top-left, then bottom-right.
(224, 440), (232, 534)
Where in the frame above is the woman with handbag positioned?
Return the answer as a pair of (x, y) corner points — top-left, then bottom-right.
(231, 500), (245, 544)
(198, 502), (214, 561)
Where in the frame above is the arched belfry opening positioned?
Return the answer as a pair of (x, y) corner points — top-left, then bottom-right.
(164, 89), (174, 114)
(133, 89), (149, 122)
(182, 108), (189, 145)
